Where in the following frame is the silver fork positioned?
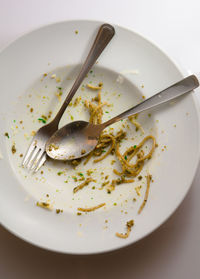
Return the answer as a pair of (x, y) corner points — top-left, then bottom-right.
(22, 23), (115, 172)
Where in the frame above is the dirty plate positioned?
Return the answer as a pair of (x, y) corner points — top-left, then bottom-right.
(0, 20), (199, 254)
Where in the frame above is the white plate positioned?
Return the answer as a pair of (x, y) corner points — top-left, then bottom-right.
(0, 20), (199, 255)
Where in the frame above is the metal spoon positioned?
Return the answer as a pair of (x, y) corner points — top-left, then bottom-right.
(46, 75), (199, 160)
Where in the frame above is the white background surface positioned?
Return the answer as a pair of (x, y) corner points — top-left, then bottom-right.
(1, 0), (200, 278)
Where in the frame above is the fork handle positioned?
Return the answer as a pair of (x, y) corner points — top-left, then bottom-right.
(53, 24), (115, 125)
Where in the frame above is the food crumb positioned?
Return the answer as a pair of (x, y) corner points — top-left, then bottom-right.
(135, 186), (142, 196)
(36, 202), (52, 210)
(11, 144), (16, 154)
(75, 30), (79, 34)
(87, 170), (93, 176)
(4, 132), (9, 138)
(51, 74), (56, 79)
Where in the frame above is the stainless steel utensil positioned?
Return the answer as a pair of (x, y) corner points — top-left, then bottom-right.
(22, 23), (115, 172)
(46, 75), (199, 160)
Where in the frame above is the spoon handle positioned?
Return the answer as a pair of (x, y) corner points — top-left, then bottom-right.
(53, 24), (115, 125)
(102, 75), (199, 128)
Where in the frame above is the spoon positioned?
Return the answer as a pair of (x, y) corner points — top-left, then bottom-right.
(46, 75), (199, 160)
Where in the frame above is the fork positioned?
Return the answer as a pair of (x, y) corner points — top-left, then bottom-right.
(22, 23), (115, 172)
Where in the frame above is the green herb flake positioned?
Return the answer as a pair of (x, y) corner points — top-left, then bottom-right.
(38, 118), (46, 124)
(102, 150), (106, 153)
(4, 132), (9, 139)
(90, 70), (93, 73)
(57, 171), (63, 176)
(113, 202), (117, 206)
(72, 176), (78, 182)
(70, 115), (74, 121)
(134, 145), (137, 149)
(121, 119), (123, 122)
(105, 111), (109, 113)
(13, 120), (16, 123)
(92, 186), (95, 190)
(148, 113), (151, 117)
(64, 180), (68, 183)
(78, 173), (84, 177)
(124, 155), (127, 160)
(56, 86), (62, 90)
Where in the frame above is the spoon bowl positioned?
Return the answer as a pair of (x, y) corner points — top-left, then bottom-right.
(46, 121), (102, 160)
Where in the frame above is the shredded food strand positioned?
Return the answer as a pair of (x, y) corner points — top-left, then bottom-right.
(77, 202), (106, 212)
(114, 135), (156, 177)
(128, 116), (144, 133)
(71, 84), (155, 200)
(116, 220), (134, 239)
(73, 178), (94, 193)
(138, 174), (151, 214)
